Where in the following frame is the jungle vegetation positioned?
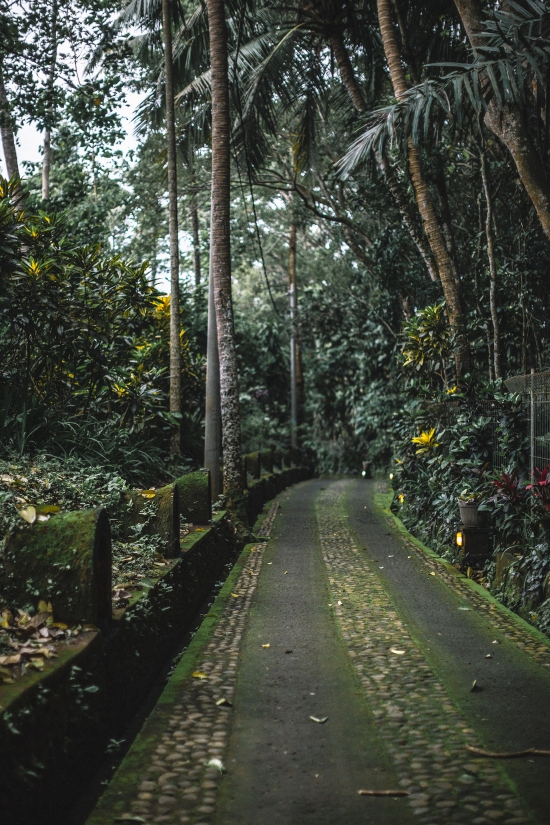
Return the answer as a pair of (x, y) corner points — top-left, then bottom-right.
(2, 1), (550, 622)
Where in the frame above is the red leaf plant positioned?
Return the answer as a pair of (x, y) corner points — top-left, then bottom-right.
(526, 464), (550, 510)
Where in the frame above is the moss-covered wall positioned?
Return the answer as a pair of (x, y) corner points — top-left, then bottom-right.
(175, 470), (211, 523)
(246, 466), (313, 526)
(3, 508), (112, 627)
(0, 631), (106, 825)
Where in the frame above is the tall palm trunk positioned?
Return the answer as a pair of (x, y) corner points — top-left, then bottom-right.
(454, 0), (550, 241)
(376, 0), (468, 375)
(0, 67), (19, 180)
(205, 0), (244, 500)
(204, 245), (222, 500)
(288, 221), (299, 448)
(329, 30), (437, 284)
(480, 150), (501, 380)
(162, 0), (181, 455)
(190, 187), (201, 285)
(42, 0), (58, 201)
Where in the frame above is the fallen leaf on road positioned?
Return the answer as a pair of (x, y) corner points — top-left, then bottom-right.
(310, 716), (328, 724)
(207, 757), (225, 773)
(458, 606), (470, 611)
(192, 671), (208, 679)
(230, 593), (240, 598)
(262, 644), (270, 649)
(215, 697), (232, 707)
(492, 639), (500, 644)
(285, 650), (293, 654)
(471, 679), (482, 691)
(337, 600), (342, 605)
(390, 648), (405, 655)
(140, 490), (156, 498)
(284, 570), (288, 574)
(466, 744), (550, 758)
(358, 789), (409, 797)
(485, 654), (492, 659)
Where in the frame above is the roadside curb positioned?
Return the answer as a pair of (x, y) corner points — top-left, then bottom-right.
(87, 540), (257, 822)
(373, 490), (550, 653)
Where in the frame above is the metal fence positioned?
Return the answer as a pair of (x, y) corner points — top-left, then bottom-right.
(424, 373), (550, 475)
(505, 371), (550, 475)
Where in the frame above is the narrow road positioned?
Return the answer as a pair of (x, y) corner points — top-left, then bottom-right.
(88, 479), (550, 825)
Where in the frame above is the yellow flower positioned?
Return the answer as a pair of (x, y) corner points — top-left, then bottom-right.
(412, 428), (439, 456)
(446, 386), (458, 394)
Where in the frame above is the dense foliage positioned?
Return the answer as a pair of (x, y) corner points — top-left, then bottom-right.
(3, 0), (550, 632)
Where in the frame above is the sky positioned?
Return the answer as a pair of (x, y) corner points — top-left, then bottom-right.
(0, 91), (184, 293)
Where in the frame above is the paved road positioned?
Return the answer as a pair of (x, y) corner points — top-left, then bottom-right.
(87, 479), (550, 825)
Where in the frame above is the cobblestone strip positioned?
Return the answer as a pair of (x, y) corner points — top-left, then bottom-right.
(375, 487), (550, 670)
(317, 481), (530, 825)
(256, 499), (279, 536)
(116, 542), (267, 825)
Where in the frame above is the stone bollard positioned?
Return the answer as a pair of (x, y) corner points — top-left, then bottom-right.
(120, 482), (180, 557)
(4, 508), (112, 627)
(175, 470), (212, 524)
(259, 449), (274, 475)
(245, 452), (261, 480)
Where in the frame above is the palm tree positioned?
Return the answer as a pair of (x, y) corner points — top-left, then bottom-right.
(375, 0), (468, 374)
(161, 0), (182, 456)
(454, 0), (550, 241)
(205, 0), (245, 501)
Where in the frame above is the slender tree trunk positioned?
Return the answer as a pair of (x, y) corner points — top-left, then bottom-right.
(391, 0), (420, 84)
(191, 187), (201, 286)
(377, 0), (469, 376)
(162, 0), (181, 455)
(204, 247), (222, 500)
(0, 67), (19, 180)
(288, 221), (298, 448)
(377, 151), (438, 281)
(475, 193), (494, 381)
(454, 0), (550, 241)
(42, 0), (58, 201)
(206, 0), (244, 499)
(329, 30), (438, 284)
(480, 150), (501, 379)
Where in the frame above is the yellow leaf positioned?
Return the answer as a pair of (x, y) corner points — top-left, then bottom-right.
(215, 697), (232, 707)
(309, 716), (328, 724)
(28, 657), (44, 670)
(51, 622), (68, 629)
(192, 671), (208, 679)
(0, 609), (12, 628)
(37, 505), (60, 515)
(37, 600), (53, 614)
(141, 490), (156, 499)
(17, 505), (36, 524)
(262, 644), (270, 649)
(230, 593), (240, 598)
